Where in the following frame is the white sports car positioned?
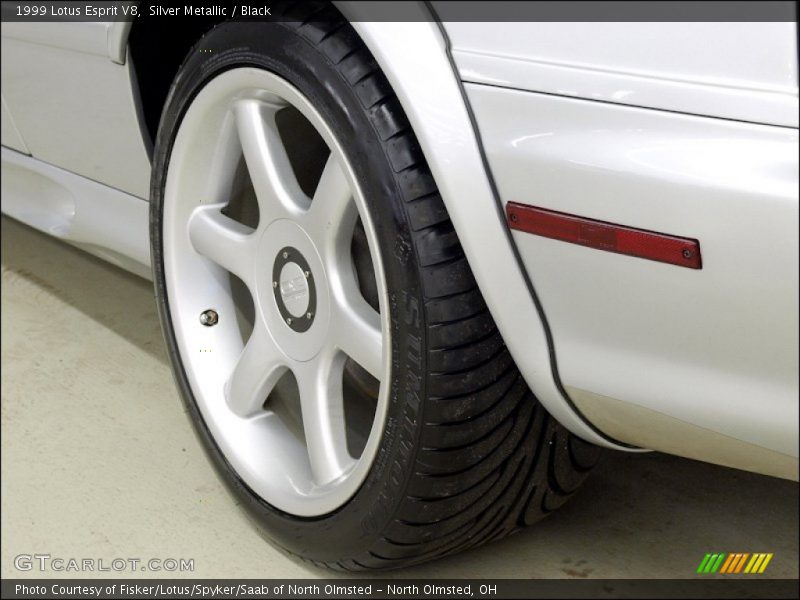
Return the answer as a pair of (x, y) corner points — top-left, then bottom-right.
(1, 1), (797, 570)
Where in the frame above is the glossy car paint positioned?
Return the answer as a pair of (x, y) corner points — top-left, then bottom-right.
(0, 23), (151, 198)
(1, 93), (27, 152)
(444, 22), (799, 127)
(467, 84), (799, 477)
(1, 146), (151, 278)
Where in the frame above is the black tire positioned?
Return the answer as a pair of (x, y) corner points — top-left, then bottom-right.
(151, 9), (601, 571)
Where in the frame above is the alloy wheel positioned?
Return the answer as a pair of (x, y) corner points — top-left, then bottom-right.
(162, 68), (390, 516)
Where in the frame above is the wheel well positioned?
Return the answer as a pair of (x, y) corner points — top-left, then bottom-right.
(128, 17), (223, 146)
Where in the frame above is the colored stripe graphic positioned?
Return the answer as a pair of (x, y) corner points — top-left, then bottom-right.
(722, 553), (739, 574)
(702, 554), (718, 573)
(719, 554), (736, 573)
(710, 554), (725, 573)
(745, 554), (760, 573)
(733, 553), (749, 573)
(697, 554), (712, 573)
(721, 553), (738, 573)
(758, 554), (774, 573)
(699, 553), (773, 575)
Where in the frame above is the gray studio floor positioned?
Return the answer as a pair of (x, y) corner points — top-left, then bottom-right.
(2, 215), (798, 579)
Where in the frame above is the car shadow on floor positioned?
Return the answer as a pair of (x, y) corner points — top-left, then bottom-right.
(1, 215), (167, 364)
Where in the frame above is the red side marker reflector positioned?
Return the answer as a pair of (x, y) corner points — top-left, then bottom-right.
(506, 202), (702, 269)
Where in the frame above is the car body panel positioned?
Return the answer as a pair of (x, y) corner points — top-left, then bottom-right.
(0, 23), (151, 198)
(444, 22), (799, 127)
(1, 146), (151, 277)
(466, 84), (799, 476)
(1, 92), (28, 152)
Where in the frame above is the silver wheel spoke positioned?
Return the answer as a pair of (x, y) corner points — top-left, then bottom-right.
(304, 153), (356, 244)
(188, 204), (256, 286)
(225, 324), (287, 418)
(206, 112), (246, 204)
(233, 99), (308, 223)
(307, 154), (382, 379)
(296, 352), (354, 485)
(332, 288), (383, 381)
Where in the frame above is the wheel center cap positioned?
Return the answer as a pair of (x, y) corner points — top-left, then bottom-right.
(273, 246), (316, 333)
(279, 263), (309, 316)
(256, 219), (328, 362)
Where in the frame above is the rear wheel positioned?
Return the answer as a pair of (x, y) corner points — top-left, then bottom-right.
(151, 13), (600, 570)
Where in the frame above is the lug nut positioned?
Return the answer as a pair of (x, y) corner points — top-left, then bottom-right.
(272, 281), (278, 288)
(282, 251), (289, 259)
(199, 309), (218, 326)
(306, 312), (313, 320)
(304, 271), (310, 278)
(286, 317), (293, 325)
